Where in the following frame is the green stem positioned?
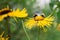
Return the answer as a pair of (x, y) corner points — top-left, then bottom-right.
(5, 17), (11, 40)
(38, 28), (40, 40)
(22, 20), (30, 40)
(49, 7), (58, 17)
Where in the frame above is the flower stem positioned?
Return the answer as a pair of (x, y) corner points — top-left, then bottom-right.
(38, 27), (40, 40)
(5, 16), (11, 40)
(22, 20), (30, 40)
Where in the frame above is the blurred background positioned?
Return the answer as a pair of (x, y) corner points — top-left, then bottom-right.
(0, 0), (60, 40)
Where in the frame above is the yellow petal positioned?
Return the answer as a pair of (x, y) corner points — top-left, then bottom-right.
(0, 14), (8, 21)
(24, 18), (36, 29)
(37, 15), (54, 28)
(8, 8), (28, 18)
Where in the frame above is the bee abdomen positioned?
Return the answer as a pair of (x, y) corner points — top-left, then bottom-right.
(0, 10), (12, 15)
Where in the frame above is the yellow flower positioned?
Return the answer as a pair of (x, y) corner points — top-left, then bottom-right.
(0, 32), (9, 40)
(57, 24), (60, 31)
(0, 7), (12, 21)
(8, 8), (28, 18)
(0, 7), (28, 21)
(24, 13), (54, 30)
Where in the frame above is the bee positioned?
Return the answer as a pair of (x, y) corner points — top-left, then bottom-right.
(33, 13), (45, 21)
(0, 8), (12, 15)
(0, 8), (12, 21)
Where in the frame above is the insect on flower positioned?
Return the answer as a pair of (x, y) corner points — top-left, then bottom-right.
(33, 13), (45, 21)
(0, 7), (28, 21)
(24, 13), (54, 31)
(0, 8), (12, 15)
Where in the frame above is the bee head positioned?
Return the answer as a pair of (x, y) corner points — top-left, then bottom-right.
(33, 13), (45, 18)
(33, 13), (45, 21)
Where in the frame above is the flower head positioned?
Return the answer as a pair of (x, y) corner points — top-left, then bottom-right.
(8, 8), (28, 18)
(24, 13), (54, 30)
(0, 8), (28, 21)
(0, 32), (9, 40)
